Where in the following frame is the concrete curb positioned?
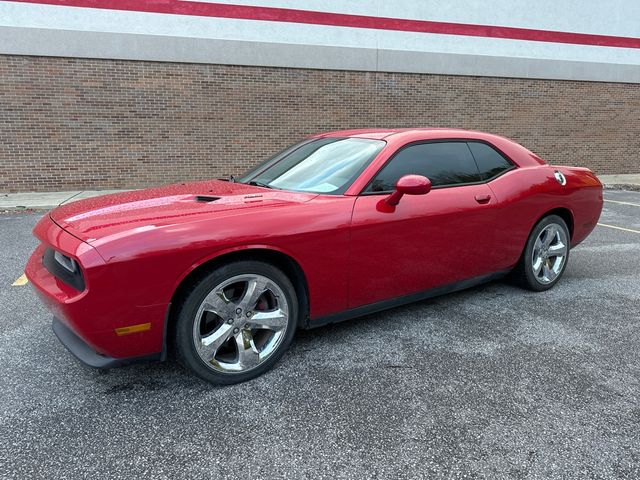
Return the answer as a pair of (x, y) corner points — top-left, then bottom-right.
(602, 183), (640, 192)
(0, 190), (130, 212)
(598, 174), (640, 192)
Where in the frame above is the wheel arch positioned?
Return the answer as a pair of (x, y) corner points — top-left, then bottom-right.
(536, 207), (575, 241)
(164, 246), (310, 357)
(511, 206), (575, 272)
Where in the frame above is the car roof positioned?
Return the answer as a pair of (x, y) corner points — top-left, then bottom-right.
(318, 127), (511, 140)
(315, 129), (400, 140)
(314, 128), (546, 173)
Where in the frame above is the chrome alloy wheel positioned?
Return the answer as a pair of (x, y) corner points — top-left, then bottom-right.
(531, 223), (568, 285)
(192, 274), (290, 373)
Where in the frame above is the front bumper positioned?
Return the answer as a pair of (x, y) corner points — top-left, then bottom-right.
(52, 317), (160, 369)
(26, 214), (166, 361)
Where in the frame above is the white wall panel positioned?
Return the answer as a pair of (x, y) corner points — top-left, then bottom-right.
(193, 0), (640, 37)
(0, 0), (639, 82)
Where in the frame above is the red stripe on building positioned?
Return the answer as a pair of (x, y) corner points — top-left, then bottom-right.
(6, 0), (640, 49)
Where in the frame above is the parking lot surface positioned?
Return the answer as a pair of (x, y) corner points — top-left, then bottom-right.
(1, 190), (639, 479)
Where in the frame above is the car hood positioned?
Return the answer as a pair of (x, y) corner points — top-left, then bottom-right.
(49, 180), (318, 244)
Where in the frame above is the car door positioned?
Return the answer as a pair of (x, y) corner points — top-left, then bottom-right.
(348, 141), (499, 309)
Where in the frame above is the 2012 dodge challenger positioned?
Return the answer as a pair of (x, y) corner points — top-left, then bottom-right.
(26, 129), (603, 384)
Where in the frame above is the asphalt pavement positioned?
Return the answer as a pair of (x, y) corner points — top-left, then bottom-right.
(1, 190), (639, 479)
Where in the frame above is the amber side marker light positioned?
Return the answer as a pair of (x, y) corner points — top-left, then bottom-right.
(115, 323), (152, 336)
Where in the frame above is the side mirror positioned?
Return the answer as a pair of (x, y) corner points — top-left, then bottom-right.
(386, 175), (431, 206)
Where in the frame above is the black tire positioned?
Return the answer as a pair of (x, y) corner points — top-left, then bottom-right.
(173, 260), (299, 385)
(511, 214), (570, 292)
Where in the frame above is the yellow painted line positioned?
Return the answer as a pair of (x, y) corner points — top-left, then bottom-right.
(115, 322), (152, 336)
(597, 223), (640, 234)
(12, 274), (28, 286)
(604, 199), (640, 208)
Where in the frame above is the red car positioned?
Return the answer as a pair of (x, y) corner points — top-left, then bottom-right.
(26, 128), (603, 384)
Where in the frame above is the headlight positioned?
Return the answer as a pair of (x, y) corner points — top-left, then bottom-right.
(54, 250), (78, 273)
(43, 248), (85, 291)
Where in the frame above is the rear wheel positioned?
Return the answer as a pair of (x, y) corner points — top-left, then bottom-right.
(512, 214), (570, 291)
(174, 261), (298, 385)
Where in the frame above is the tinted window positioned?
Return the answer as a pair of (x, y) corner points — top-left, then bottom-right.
(468, 142), (513, 180)
(367, 142), (482, 192)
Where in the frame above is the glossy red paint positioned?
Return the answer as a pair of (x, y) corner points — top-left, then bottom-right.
(26, 128), (603, 362)
(385, 174), (432, 206)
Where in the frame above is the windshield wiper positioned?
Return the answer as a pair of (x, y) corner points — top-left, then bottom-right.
(247, 180), (275, 189)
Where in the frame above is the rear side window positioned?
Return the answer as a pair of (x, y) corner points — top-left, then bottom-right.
(366, 141), (482, 192)
(467, 142), (514, 180)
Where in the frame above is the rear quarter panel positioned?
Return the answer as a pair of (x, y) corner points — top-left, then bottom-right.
(488, 165), (602, 270)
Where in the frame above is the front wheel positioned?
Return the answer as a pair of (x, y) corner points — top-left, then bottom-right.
(173, 261), (299, 385)
(512, 214), (570, 291)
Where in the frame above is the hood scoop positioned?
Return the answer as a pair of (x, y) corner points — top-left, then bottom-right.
(194, 195), (221, 203)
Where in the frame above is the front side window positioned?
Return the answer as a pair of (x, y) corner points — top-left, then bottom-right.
(366, 141), (482, 193)
(238, 137), (385, 194)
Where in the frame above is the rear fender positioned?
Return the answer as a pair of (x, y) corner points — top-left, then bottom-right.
(551, 166), (603, 246)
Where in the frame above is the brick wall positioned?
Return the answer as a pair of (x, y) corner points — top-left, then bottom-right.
(1, 55), (638, 192)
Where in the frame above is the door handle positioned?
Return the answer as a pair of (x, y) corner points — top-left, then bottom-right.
(474, 194), (491, 204)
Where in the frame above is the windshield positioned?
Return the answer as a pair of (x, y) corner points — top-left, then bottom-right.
(238, 137), (385, 194)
